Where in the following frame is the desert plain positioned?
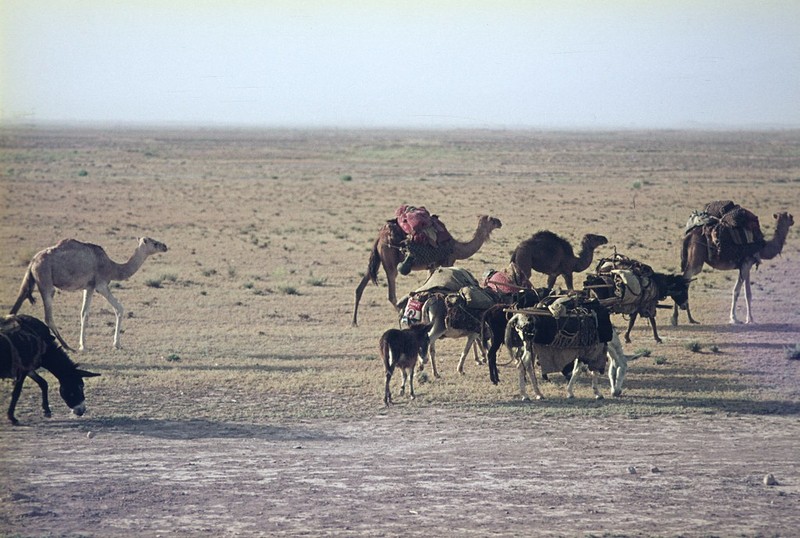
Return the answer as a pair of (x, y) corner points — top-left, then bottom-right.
(1, 126), (799, 537)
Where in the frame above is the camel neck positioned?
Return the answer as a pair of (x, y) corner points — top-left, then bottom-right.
(111, 248), (148, 281)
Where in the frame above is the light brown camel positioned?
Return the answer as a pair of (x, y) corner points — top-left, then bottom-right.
(510, 230), (609, 290)
(352, 214), (502, 326)
(9, 237), (169, 350)
(672, 211), (794, 325)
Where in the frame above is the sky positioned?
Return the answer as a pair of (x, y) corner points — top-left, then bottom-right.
(1, 1), (799, 129)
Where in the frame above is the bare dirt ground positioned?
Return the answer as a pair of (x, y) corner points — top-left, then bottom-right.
(1, 127), (799, 537)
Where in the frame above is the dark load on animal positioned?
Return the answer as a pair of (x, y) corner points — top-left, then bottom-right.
(684, 200), (765, 263)
(505, 293), (614, 400)
(585, 252), (689, 343)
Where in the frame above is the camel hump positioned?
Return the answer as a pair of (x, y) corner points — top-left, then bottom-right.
(704, 200), (737, 218)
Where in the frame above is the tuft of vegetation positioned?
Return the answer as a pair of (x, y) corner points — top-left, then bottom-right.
(77, 169), (89, 177)
(654, 356), (668, 365)
(339, 174), (353, 182)
(784, 344), (800, 361)
(685, 341), (703, 353)
(632, 181), (642, 189)
(278, 285), (300, 296)
(307, 277), (327, 287)
(710, 345), (721, 353)
(165, 354), (181, 362)
(634, 348), (652, 357)
(144, 278), (162, 288)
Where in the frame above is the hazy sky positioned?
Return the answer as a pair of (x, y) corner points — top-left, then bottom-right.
(2, 1), (799, 129)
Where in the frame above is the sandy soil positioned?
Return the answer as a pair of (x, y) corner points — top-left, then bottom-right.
(1, 127), (799, 537)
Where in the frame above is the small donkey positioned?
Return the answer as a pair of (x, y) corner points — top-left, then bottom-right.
(379, 323), (432, 406)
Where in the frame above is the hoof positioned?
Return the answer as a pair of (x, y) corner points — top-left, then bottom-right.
(43, 411), (52, 418)
(612, 390), (623, 398)
(595, 394), (604, 400)
(521, 395), (530, 402)
(566, 394), (575, 399)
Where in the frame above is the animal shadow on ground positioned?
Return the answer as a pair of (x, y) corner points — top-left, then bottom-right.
(488, 393), (800, 417)
(62, 417), (343, 441)
(674, 322), (800, 335)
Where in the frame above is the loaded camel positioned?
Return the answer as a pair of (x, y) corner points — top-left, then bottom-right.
(10, 237), (168, 350)
(672, 211), (794, 325)
(510, 231), (608, 290)
(352, 214), (502, 326)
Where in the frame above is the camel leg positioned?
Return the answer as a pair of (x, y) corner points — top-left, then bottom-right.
(562, 273), (574, 291)
(352, 273), (372, 326)
(686, 303), (699, 324)
(672, 300), (700, 326)
(741, 265), (755, 324)
(406, 366), (416, 400)
(96, 284), (124, 349)
(381, 260), (400, 310)
(27, 372), (51, 418)
(546, 274), (558, 289)
(384, 369), (394, 406)
(79, 288), (94, 351)
(590, 369), (604, 400)
(730, 274), (745, 324)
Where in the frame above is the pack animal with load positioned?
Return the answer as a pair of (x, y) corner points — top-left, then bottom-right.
(584, 253), (690, 343)
(505, 293), (617, 400)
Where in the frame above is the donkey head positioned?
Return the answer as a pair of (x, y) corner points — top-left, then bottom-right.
(59, 368), (101, 416)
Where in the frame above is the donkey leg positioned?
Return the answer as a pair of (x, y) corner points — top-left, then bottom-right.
(456, 336), (475, 375)
(649, 316), (662, 344)
(7, 376), (27, 425)
(566, 359), (582, 399)
(590, 370), (604, 400)
(624, 314), (638, 344)
(27, 372), (51, 418)
(384, 370), (394, 406)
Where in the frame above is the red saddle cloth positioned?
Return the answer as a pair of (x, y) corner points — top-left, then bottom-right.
(395, 205), (452, 246)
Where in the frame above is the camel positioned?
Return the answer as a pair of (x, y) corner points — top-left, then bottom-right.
(510, 230), (608, 290)
(672, 211), (794, 325)
(352, 214), (502, 326)
(9, 237), (169, 350)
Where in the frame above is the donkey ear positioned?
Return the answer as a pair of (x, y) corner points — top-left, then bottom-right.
(77, 369), (101, 378)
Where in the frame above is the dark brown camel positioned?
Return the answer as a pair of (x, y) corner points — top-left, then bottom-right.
(352, 214), (502, 326)
(510, 230), (608, 290)
(672, 211), (794, 325)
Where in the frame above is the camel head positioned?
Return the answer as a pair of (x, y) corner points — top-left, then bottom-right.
(581, 234), (609, 250)
(774, 212), (794, 230)
(138, 237), (169, 255)
(478, 215), (503, 233)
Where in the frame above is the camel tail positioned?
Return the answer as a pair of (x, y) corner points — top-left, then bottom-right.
(366, 238), (382, 286)
(9, 267), (36, 314)
(679, 234), (690, 274)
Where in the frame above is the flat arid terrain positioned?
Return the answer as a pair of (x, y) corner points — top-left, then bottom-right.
(1, 127), (799, 537)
